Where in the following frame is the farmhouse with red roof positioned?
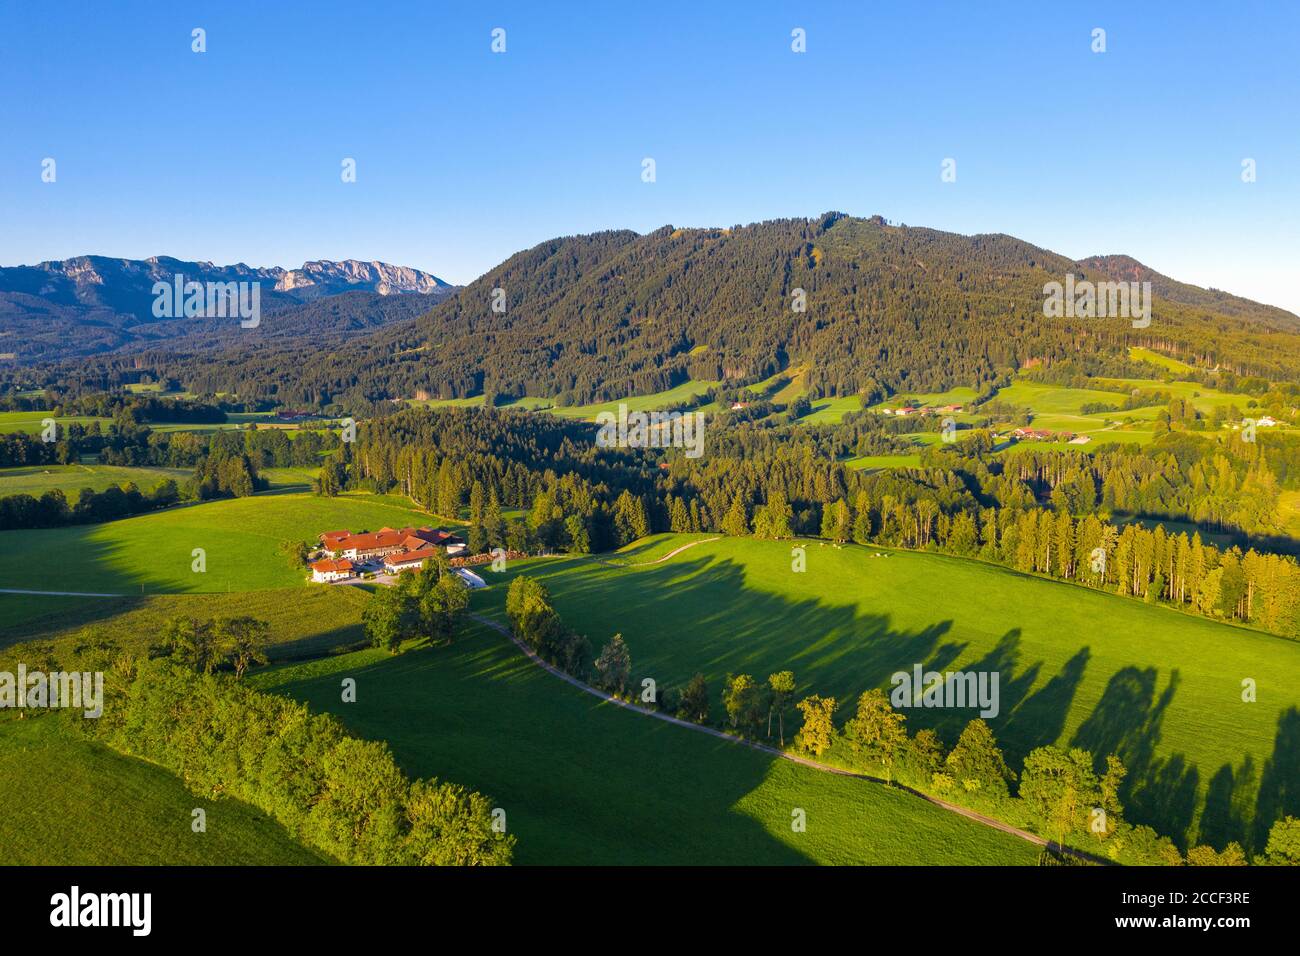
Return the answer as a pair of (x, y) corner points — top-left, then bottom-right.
(310, 558), (356, 583)
(312, 527), (468, 583)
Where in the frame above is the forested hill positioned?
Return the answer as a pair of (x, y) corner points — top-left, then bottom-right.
(16, 214), (1300, 410)
(1077, 254), (1300, 331)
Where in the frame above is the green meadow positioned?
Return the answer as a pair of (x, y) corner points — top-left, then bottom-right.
(873, 386), (980, 411)
(0, 491), (440, 594)
(0, 718), (323, 865)
(408, 380), (723, 422)
(0, 411), (109, 435)
(1129, 346), (1194, 374)
(474, 534), (1300, 851)
(843, 453), (924, 471)
(546, 378), (723, 421)
(0, 585), (370, 655)
(256, 621), (1039, 865)
(0, 463), (191, 497)
(802, 394), (865, 425)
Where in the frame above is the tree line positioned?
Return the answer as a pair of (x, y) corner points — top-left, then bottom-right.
(330, 406), (1300, 639)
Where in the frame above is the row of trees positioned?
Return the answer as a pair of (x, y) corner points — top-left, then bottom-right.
(784, 687), (1299, 866)
(49, 640), (513, 866)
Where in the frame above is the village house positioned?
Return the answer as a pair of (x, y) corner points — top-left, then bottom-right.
(1012, 427), (1056, 441)
(310, 558), (356, 583)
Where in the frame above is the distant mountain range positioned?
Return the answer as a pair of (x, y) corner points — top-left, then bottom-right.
(0, 256), (456, 361)
(6, 215), (1299, 411)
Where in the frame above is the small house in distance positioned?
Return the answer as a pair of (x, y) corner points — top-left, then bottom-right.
(310, 558), (356, 583)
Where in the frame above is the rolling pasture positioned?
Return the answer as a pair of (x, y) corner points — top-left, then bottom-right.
(0, 718), (323, 865)
(256, 621), (1040, 865)
(473, 534), (1300, 851)
(0, 585), (370, 655)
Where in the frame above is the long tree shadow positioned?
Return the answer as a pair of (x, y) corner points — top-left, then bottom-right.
(1198, 756), (1257, 852)
(1071, 666), (1200, 847)
(999, 647), (1091, 768)
(1252, 706), (1300, 853)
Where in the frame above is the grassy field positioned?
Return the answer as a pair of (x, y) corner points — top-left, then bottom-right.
(1129, 346), (1194, 374)
(0, 718), (324, 865)
(873, 386), (980, 411)
(1089, 377), (1256, 417)
(546, 379), (723, 421)
(990, 377), (1256, 447)
(261, 466), (320, 489)
(803, 394), (865, 425)
(0, 491), (439, 593)
(408, 381), (723, 422)
(0, 411), (109, 435)
(843, 453), (924, 471)
(0, 585), (370, 655)
(0, 463), (191, 497)
(256, 621), (1039, 865)
(473, 534), (1300, 851)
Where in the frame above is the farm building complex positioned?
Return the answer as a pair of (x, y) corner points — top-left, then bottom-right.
(310, 526), (465, 582)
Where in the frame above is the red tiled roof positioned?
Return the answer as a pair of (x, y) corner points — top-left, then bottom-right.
(340, 530), (407, 551)
(311, 558), (354, 573)
(321, 526), (462, 552)
(384, 548), (441, 567)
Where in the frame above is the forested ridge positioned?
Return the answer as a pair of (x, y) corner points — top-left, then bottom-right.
(10, 214), (1300, 413)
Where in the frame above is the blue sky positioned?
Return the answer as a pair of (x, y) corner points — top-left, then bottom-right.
(2, 1), (1298, 312)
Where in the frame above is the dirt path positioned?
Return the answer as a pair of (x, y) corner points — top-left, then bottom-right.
(468, 610), (1105, 863)
(626, 536), (721, 566)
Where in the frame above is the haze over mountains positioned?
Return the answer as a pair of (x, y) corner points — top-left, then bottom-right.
(6, 214), (1298, 412)
(0, 256), (456, 361)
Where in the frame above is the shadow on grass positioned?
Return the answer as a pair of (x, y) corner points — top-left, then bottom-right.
(475, 546), (1296, 853)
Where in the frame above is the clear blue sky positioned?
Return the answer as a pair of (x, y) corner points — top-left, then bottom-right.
(2, 1), (1298, 312)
